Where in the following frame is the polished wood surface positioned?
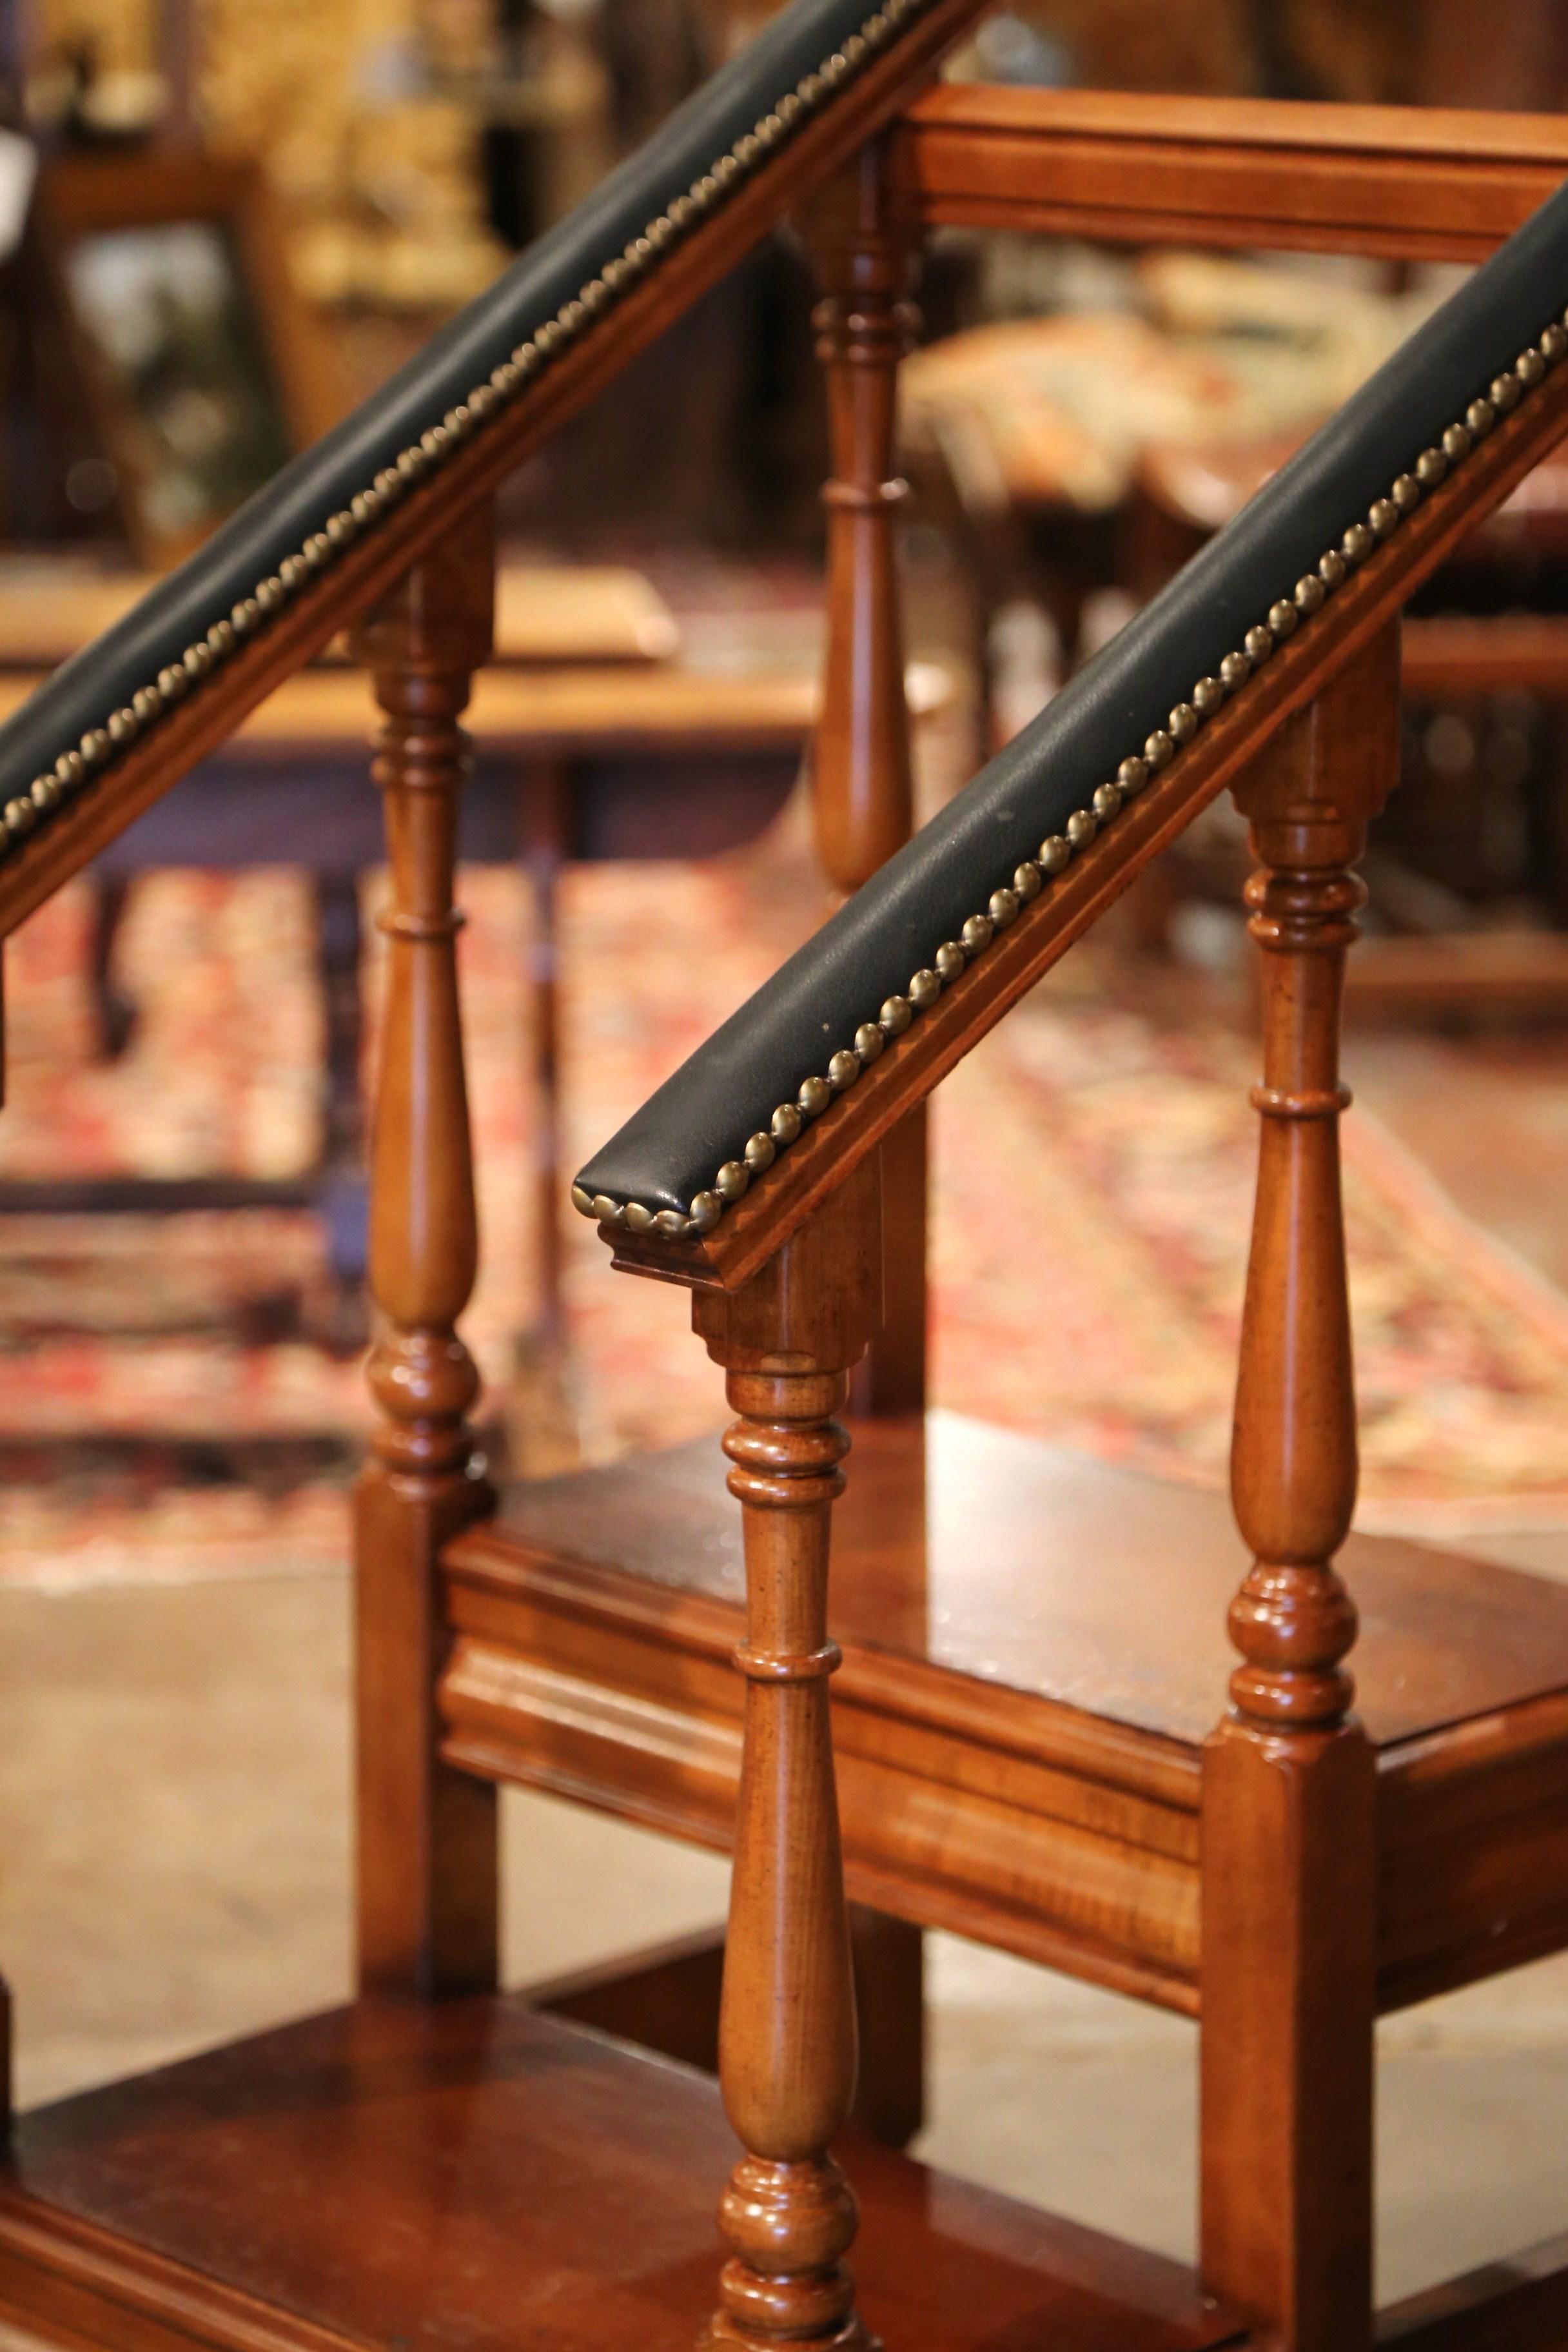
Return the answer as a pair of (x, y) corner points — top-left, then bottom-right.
(453, 1414), (1568, 1757)
(690, 1162), (880, 2352)
(0, 1997), (1248, 2352)
(801, 143), (917, 896)
(607, 342), (1568, 1295)
(531, 1916), (922, 2151)
(6, 59), (1568, 2352)
(442, 1410), (1568, 2017)
(0, 564), (680, 673)
(529, 1927), (730, 2075)
(1200, 632), (1400, 2352)
(1378, 2233), (1568, 2349)
(349, 512), (499, 1998)
(892, 84), (1568, 262)
(803, 140), (930, 1425)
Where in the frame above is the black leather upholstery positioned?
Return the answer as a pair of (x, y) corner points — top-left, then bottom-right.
(0, 0), (901, 806)
(577, 176), (1568, 1215)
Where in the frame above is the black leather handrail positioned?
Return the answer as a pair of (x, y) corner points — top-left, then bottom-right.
(0, 0), (955, 862)
(573, 174), (1568, 1238)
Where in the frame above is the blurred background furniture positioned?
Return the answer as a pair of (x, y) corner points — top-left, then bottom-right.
(0, 596), (951, 1341)
(1133, 428), (1568, 1014)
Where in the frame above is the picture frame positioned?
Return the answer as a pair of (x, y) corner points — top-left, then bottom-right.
(35, 149), (342, 565)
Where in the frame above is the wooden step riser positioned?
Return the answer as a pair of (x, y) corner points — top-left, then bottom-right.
(439, 1623), (1203, 2014)
(438, 1583), (1568, 2021)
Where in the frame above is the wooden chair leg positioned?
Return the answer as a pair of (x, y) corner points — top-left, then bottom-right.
(349, 502), (500, 2001)
(1200, 624), (1400, 2352)
(692, 1160), (881, 2352)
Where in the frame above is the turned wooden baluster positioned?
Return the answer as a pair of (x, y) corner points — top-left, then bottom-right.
(1200, 624), (1400, 2352)
(797, 135), (928, 2151)
(801, 136), (926, 1428)
(803, 135), (918, 896)
(693, 1159), (881, 2352)
(350, 504), (500, 2001)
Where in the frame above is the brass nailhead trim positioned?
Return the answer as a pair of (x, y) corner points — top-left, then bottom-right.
(573, 312), (1568, 1239)
(1, 0), (939, 892)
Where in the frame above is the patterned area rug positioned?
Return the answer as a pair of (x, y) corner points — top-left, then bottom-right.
(5, 806), (1568, 1587)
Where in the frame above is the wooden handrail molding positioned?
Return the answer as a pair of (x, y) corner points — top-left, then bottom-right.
(609, 343), (1568, 1299)
(350, 506), (500, 1999)
(893, 84), (1568, 262)
(1199, 628), (1397, 2352)
(692, 1158), (881, 2352)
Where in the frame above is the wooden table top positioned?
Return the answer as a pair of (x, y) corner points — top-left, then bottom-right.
(0, 658), (951, 759)
(1141, 430), (1568, 538)
(0, 560), (681, 672)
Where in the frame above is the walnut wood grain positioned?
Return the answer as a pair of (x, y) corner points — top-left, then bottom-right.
(527, 1910), (923, 2150)
(801, 139), (929, 1422)
(690, 1161), (881, 2352)
(1200, 634), (1400, 2352)
(0, 1997), (1248, 2352)
(349, 508), (499, 1998)
(438, 1412), (1568, 2020)
(800, 141), (918, 896)
(891, 84), (1568, 262)
(609, 343), (1568, 1297)
(796, 141), (932, 2134)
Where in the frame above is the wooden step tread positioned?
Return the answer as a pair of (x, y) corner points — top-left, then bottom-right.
(453, 1410), (1568, 1754)
(0, 1996), (1246, 2352)
(441, 1416), (1568, 2013)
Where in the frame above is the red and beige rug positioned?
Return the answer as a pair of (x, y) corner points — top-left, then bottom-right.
(4, 810), (1568, 1587)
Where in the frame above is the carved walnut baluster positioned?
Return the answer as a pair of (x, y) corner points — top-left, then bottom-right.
(801, 135), (919, 896)
(1200, 623), (1400, 2352)
(692, 1160), (881, 2352)
(802, 146), (927, 1411)
(799, 135), (928, 2139)
(350, 504), (500, 2001)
